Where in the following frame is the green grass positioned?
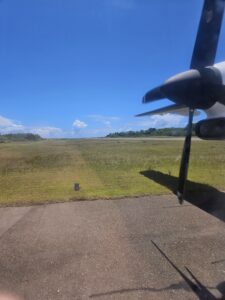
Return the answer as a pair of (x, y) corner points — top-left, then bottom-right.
(0, 138), (224, 205)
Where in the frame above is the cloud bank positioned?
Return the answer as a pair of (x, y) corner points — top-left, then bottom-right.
(135, 114), (186, 129)
(0, 115), (63, 138)
(0, 113), (187, 139)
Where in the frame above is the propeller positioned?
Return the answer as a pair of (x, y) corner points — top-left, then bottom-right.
(136, 104), (200, 117)
(177, 109), (194, 203)
(177, 0), (225, 201)
(136, 104), (186, 117)
(190, 0), (225, 69)
(138, 0), (225, 202)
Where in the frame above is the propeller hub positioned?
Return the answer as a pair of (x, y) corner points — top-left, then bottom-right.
(162, 69), (203, 108)
(143, 66), (222, 109)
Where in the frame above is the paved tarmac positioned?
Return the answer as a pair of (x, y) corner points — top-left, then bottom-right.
(0, 196), (225, 300)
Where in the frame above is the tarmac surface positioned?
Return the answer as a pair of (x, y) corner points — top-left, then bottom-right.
(0, 196), (225, 300)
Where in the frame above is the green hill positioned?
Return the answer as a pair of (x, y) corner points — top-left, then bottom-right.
(0, 133), (43, 142)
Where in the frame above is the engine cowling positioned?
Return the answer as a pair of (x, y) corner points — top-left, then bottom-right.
(143, 62), (225, 109)
(195, 117), (225, 140)
(214, 62), (225, 85)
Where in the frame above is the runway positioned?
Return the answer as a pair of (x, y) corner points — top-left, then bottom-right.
(0, 195), (225, 299)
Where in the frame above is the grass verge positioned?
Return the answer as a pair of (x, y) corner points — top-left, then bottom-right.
(0, 138), (224, 205)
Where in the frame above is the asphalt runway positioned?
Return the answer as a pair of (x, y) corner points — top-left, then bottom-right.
(0, 196), (225, 300)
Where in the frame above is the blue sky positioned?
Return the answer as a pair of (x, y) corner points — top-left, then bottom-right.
(0, 0), (225, 138)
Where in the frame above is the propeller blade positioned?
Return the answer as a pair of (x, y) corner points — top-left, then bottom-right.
(190, 0), (225, 69)
(142, 86), (165, 103)
(177, 109), (195, 203)
(136, 104), (200, 117)
(136, 104), (185, 117)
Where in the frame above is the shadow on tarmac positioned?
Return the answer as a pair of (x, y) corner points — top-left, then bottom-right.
(90, 241), (225, 299)
(151, 240), (223, 300)
(140, 170), (225, 223)
(90, 171), (225, 299)
(90, 283), (190, 298)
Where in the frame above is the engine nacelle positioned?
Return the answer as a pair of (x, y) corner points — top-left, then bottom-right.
(214, 62), (225, 85)
(195, 117), (225, 140)
(143, 61), (225, 108)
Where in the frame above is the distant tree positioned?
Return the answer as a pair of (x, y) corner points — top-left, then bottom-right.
(0, 133), (43, 142)
(106, 127), (196, 138)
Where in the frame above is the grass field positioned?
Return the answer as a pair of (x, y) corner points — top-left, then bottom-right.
(0, 138), (224, 205)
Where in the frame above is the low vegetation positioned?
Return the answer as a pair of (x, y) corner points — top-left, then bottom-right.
(0, 133), (43, 143)
(106, 127), (196, 137)
(0, 138), (224, 205)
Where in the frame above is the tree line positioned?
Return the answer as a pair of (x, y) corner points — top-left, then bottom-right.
(0, 133), (43, 142)
(106, 127), (196, 138)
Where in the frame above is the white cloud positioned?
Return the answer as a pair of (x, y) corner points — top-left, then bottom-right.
(0, 115), (64, 138)
(77, 114), (186, 138)
(73, 119), (88, 129)
(0, 113), (187, 139)
(138, 114), (186, 128)
(121, 114), (186, 131)
(30, 127), (63, 138)
(0, 115), (25, 134)
(0, 116), (16, 127)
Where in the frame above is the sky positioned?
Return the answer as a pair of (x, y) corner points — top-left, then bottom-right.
(0, 0), (225, 138)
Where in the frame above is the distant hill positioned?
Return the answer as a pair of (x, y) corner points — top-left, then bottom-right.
(0, 133), (43, 142)
(106, 127), (196, 138)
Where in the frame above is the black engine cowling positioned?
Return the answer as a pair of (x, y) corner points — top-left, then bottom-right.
(195, 117), (225, 140)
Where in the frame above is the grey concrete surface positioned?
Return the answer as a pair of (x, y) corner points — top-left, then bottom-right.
(0, 196), (225, 299)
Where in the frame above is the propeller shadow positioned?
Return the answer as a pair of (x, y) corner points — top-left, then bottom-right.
(140, 170), (225, 223)
(89, 283), (190, 298)
(151, 240), (218, 300)
(90, 241), (225, 299)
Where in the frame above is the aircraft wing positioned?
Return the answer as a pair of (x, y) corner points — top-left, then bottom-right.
(136, 104), (200, 117)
